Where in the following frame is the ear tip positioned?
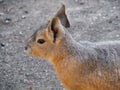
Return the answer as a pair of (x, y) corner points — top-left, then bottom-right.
(60, 2), (66, 9)
(61, 3), (65, 7)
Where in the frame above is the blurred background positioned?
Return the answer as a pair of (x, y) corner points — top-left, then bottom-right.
(0, 0), (120, 90)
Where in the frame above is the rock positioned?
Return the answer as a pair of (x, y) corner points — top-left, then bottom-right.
(22, 15), (26, 19)
(116, 34), (119, 37)
(1, 43), (5, 47)
(0, 0), (4, 3)
(80, 2), (84, 5)
(4, 17), (12, 24)
(108, 20), (112, 24)
(0, 12), (4, 16)
(19, 31), (22, 35)
(24, 10), (29, 14)
(116, 16), (118, 19)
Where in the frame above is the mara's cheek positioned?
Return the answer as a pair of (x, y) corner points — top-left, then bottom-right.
(30, 47), (41, 57)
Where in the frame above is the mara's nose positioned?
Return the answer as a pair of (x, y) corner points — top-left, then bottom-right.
(25, 46), (28, 50)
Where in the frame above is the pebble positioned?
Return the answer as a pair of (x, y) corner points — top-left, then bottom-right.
(28, 87), (34, 90)
(108, 20), (112, 24)
(24, 10), (29, 14)
(116, 16), (118, 19)
(75, 0), (84, 5)
(80, 2), (84, 5)
(0, 0), (3, 3)
(4, 17), (12, 24)
(19, 31), (22, 35)
(22, 15), (26, 19)
(0, 12), (4, 16)
(113, 6), (116, 9)
(116, 34), (119, 37)
(75, 0), (78, 2)
(1, 43), (5, 47)
(98, 13), (102, 17)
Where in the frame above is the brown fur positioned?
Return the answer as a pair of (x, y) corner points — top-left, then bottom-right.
(26, 4), (120, 90)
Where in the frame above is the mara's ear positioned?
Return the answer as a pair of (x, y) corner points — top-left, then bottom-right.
(54, 4), (70, 28)
(47, 17), (64, 44)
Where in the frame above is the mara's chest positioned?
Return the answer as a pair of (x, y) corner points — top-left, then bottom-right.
(54, 60), (120, 90)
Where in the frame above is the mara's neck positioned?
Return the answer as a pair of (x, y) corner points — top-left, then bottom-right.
(50, 37), (85, 74)
(51, 30), (85, 64)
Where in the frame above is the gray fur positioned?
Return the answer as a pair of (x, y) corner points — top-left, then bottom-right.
(61, 29), (120, 89)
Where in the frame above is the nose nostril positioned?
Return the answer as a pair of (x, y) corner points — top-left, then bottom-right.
(25, 46), (28, 50)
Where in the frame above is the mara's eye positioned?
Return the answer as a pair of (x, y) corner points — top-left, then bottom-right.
(37, 39), (45, 44)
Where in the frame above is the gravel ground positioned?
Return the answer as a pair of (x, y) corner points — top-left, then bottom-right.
(0, 0), (120, 90)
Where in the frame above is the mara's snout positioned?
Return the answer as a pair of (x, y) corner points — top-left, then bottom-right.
(25, 43), (32, 55)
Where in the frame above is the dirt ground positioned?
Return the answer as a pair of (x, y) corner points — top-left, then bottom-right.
(0, 0), (120, 90)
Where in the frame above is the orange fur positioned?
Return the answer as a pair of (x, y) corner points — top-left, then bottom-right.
(26, 4), (120, 90)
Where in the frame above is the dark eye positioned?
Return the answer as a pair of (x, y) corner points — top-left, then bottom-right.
(37, 39), (45, 44)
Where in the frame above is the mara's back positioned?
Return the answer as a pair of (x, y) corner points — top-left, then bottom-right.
(73, 41), (120, 90)
(55, 33), (120, 90)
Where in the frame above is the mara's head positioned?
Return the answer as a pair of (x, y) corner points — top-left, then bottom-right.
(25, 4), (70, 61)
